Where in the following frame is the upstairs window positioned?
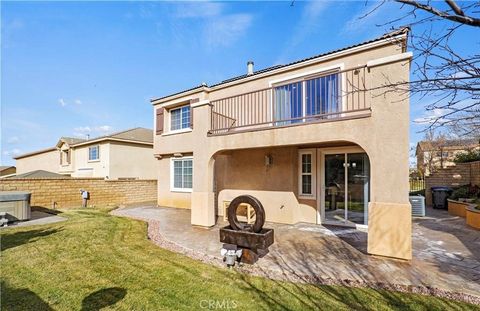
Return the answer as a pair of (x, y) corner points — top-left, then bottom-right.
(61, 150), (70, 165)
(273, 72), (340, 124)
(170, 105), (191, 131)
(89, 146), (100, 161)
(274, 81), (303, 124)
(306, 73), (340, 116)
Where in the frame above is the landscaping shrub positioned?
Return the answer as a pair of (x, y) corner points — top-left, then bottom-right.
(453, 149), (480, 163)
(409, 189), (425, 196)
(450, 184), (480, 202)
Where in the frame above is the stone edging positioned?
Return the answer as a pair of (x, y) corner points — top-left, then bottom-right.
(111, 210), (480, 306)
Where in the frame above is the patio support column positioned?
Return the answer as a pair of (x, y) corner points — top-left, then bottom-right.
(191, 156), (216, 227)
(190, 100), (216, 227)
(366, 141), (412, 260)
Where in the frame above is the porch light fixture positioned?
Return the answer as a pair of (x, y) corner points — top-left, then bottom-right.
(265, 155), (273, 167)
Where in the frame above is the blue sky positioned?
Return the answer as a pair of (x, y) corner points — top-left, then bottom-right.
(1, 1), (475, 166)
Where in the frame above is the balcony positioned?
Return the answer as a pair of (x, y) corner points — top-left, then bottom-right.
(209, 66), (371, 136)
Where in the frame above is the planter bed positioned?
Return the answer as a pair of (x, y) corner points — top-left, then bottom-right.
(447, 199), (470, 218)
(466, 206), (480, 230)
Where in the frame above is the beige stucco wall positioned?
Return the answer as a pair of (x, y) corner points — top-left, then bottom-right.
(71, 142), (110, 178)
(152, 35), (412, 259)
(15, 149), (59, 174)
(108, 142), (156, 179)
(215, 147), (317, 224)
(157, 155), (192, 209)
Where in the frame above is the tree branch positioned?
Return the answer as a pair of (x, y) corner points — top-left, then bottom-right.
(395, 0), (480, 26)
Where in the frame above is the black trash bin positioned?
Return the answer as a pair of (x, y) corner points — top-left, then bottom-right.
(431, 186), (453, 209)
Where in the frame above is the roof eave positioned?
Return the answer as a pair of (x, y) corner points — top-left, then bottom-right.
(152, 29), (408, 102)
(71, 137), (153, 148)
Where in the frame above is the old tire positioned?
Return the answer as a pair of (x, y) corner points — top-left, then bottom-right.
(227, 195), (265, 233)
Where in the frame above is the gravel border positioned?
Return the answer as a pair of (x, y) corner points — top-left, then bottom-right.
(112, 210), (480, 305)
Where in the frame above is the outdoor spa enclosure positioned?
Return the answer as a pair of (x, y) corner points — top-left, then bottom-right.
(152, 28), (412, 260)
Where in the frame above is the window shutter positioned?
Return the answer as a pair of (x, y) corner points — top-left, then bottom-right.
(67, 150), (71, 164)
(189, 99), (199, 129)
(190, 106), (194, 129)
(156, 108), (164, 135)
(59, 151), (62, 165)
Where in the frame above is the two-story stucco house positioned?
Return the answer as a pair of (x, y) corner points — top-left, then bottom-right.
(151, 28), (413, 260)
(14, 128), (156, 179)
(416, 138), (480, 176)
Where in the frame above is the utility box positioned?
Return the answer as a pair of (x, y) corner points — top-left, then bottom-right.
(409, 195), (425, 217)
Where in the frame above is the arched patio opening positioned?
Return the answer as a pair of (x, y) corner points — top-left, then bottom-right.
(210, 141), (371, 227)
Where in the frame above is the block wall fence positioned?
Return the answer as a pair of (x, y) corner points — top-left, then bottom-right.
(0, 178), (157, 209)
(425, 161), (480, 206)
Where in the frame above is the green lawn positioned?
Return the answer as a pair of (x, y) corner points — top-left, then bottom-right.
(0, 208), (478, 311)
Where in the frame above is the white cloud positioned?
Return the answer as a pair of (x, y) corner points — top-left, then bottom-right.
(3, 148), (21, 157)
(74, 126), (91, 133)
(170, 2), (253, 49)
(73, 125), (113, 138)
(413, 108), (449, 124)
(58, 98), (67, 107)
(340, 2), (402, 36)
(74, 99), (82, 105)
(204, 14), (253, 48)
(96, 125), (112, 133)
(7, 136), (20, 144)
(275, 1), (329, 64)
(175, 2), (223, 19)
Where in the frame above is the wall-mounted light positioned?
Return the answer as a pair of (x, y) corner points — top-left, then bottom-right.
(265, 155), (273, 167)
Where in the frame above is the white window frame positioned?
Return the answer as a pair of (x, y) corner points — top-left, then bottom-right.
(88, 145), (100, 162)
(298, 149), (316, 199)
(170, 156), (193, 192)
(169, 104), (191, 133)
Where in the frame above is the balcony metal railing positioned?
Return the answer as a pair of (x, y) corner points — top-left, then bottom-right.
(209, 66), (371, 135)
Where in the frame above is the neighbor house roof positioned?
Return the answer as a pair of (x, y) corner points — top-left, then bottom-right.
(417, 138), (480, 152)
(71, 127), (153, 147)
(151, 27), (409, 102)
(13, 147), (58, 160)
(0, 166), (15, 172)
(62, 137), (87, 145)
(9, 170), (70, 179)
(14, 128), (153, 160)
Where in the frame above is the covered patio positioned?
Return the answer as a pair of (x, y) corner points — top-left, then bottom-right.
(113, 205), (480, 303)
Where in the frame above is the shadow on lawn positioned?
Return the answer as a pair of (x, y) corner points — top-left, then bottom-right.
(1, 282), (126, 311)
(31, 206), (63, 215)
(233, 240), (465, 310)
(81, 287), (127, 311)
(0, 227), (63, 252)
(1, 281), (54, 311)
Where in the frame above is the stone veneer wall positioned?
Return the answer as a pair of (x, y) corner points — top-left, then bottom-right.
(0, 178), (157, 209)
(425, 161), (480, 206)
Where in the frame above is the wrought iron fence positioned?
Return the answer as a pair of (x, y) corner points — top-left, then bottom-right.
(409, 178), (425, 192)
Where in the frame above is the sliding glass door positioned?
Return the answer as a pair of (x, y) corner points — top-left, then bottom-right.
(323, 152), (370, 226)
(273, 72), (341, 125)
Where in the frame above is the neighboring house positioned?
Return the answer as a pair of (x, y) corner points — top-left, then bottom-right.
(0, 166), (16, 177)
(416, 138), (480, 176)
(151, 28), (413, 260)
(9, 170), (70, 179)
(14, 128), (156, 179)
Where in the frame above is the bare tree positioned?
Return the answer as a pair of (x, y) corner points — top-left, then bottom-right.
(366, 1), (480, 137)
(417, 129), (447, 176)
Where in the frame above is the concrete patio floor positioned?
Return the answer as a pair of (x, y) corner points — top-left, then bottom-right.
(1, 208), (67, 229)
(113, 205), (480, 301)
